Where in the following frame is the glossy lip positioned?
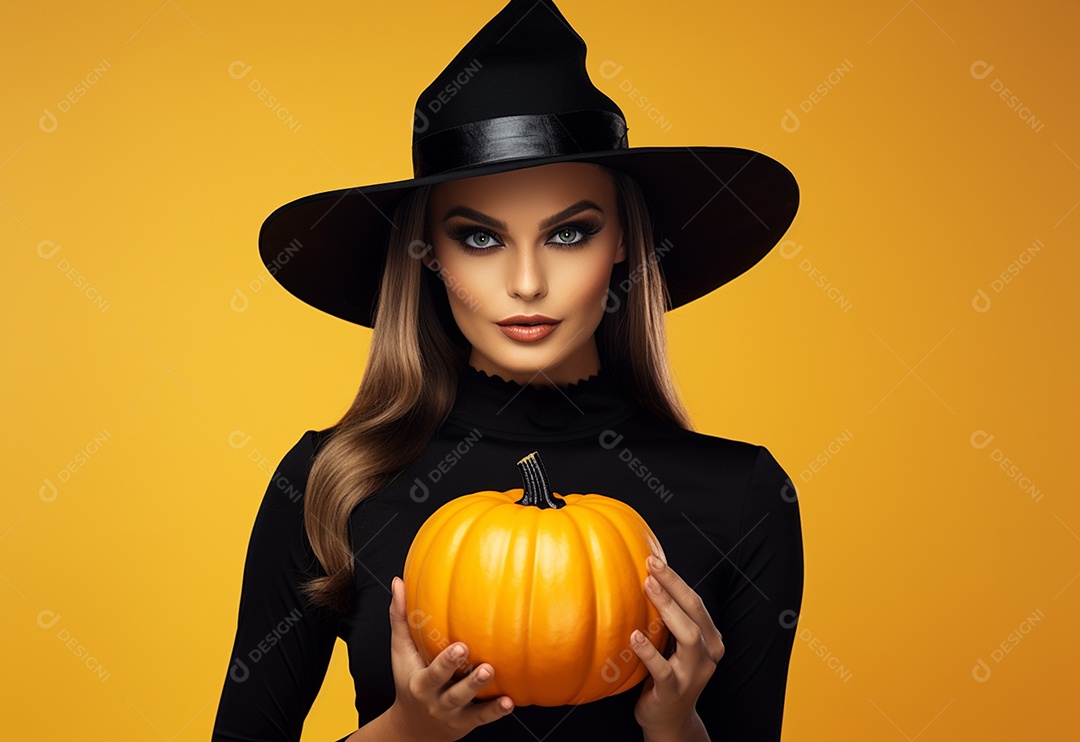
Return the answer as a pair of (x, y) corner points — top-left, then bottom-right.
(496, 314), (560, 326)
(498, 323), (558, 342)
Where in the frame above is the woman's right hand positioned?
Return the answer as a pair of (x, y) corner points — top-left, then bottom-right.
(385, 575), (515, 741)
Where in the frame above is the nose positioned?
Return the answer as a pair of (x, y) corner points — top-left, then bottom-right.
(506, 245), (546, 301)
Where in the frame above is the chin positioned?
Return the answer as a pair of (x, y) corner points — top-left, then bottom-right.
(489, 355), (562, 376)
(474, 346), (562, 374)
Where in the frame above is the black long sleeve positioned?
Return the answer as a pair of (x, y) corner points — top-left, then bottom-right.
(211, 431), (341, 741)
(211, 366), (804, 741)
(695, 445), (805, 740)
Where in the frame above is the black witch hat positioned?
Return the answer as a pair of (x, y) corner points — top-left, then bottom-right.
(259, 0), (799, 328)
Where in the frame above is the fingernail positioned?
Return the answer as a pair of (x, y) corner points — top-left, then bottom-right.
(450, 644), (465, 659)
(645, 575), (661, 593)
(647, 555), (663, 570)
(631, 629), (646, 645)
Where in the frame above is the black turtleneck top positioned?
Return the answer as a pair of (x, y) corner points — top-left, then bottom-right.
(211, 365), (804, 741)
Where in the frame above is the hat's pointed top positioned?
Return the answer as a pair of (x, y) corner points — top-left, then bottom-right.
(258, 0), (800, 329)
(412, 0), (622, 139)
(467, 0), (584, 54)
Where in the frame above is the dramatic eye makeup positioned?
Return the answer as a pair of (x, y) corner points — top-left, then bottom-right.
(441, 200), (605, 254)
(447, 219), (603, 253)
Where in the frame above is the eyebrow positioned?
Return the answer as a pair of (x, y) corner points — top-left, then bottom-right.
(440, 199), (604, 232)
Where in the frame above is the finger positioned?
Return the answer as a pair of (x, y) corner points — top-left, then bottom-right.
(630, 629), (674, 688)
(647, 557), (713, 629)
(413, 640), (472, 699)
(644, 573), (702, 657)
(456, 694), (516, 727)
(442, 661), (497, 707)
(646, 559), (724, 662)
(388, 577), (425, 673)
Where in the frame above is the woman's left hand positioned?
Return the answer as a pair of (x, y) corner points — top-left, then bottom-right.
(631, 555), (724, 740)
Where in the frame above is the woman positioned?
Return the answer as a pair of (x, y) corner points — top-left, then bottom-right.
(212, 1), (803, 741)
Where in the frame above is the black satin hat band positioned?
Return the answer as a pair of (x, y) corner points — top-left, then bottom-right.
(258, 0), (801, 329)
(412, 110), (628, 178)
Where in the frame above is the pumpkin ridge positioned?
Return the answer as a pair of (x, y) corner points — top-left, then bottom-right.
(408, 506), (452, 666)
(565, 503), (598, 704)
(579, 498), (661, 553)
(519, 500), (539, 706)
(443, 498), (493, 679)
(587, 497), (651, 695)
(403, 457), (668, 707)
(475, 495), (518, 698)
(415, 496), (495, 667)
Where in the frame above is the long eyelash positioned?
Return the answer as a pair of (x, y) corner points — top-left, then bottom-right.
(448, 220), (603, 254)
(447, 226), (501, 253)
(548, 220), (602, 249)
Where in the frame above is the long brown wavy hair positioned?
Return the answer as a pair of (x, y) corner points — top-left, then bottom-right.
(301, 165), (694, 613)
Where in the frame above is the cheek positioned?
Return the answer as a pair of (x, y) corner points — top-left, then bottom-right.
(567, 254), (617, 311)
(429, 245), (490, 328)
(429, 245), (469, 299)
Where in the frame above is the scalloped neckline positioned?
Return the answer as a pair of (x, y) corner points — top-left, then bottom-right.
(464, 364), (604, 392)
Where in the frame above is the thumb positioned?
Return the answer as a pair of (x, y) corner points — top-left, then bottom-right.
(388, 576), (424, 671)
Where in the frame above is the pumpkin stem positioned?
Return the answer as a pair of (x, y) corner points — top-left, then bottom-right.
(514, 451), (566, 510)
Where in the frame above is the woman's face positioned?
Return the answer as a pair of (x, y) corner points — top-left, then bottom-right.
(425, 162), (625, 387)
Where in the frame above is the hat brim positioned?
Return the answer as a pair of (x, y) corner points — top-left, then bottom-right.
(258, 145), (798, 328)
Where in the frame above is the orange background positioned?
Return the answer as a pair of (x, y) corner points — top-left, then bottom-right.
(4, 1), (1078, 739)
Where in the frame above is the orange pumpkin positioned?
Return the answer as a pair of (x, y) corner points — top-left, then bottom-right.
(402, 450), (669, 707)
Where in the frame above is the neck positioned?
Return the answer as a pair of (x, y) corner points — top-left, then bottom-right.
(446, 362), (638, 441)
